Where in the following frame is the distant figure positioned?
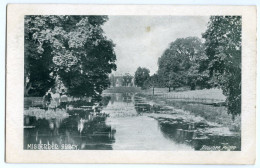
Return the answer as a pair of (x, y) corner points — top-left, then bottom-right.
(92, 103), (101, 116)
(43, 92), (52, 109)
(48, 100), (58, 111)
(50, 91), (61, 105)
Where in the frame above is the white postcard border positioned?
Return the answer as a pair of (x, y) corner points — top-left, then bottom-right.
(6, 4), (256, 164)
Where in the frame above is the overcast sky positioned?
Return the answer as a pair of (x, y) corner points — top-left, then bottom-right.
(102, 16), (210, 76)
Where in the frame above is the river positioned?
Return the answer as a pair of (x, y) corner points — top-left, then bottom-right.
(24, 93), (240, 151)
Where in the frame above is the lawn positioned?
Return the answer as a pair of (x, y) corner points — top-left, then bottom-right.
(143, 88), (226, 101)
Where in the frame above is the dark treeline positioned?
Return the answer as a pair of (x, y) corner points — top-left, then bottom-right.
(134, 16), (241, 117)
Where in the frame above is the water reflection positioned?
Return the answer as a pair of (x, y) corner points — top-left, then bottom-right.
(103, 93), (193, 150)
(156, 117), (241, 151)
(24, 96), (115, 150)
(24, 111), (115, 150)
(24, 93), (241, 151)
(133, 95), (241, 151)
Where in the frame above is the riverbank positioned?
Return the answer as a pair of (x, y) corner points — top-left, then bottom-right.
(138, 88), (240, 133)
(143, 88), (226, 100)
(103, 86), (141, 94)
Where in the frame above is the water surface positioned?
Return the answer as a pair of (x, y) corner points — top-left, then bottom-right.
(24, 93), (240, 150)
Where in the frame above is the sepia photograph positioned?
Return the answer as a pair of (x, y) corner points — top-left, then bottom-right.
(5, 4), (256, 164)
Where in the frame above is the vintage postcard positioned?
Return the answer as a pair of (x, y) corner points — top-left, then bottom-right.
(6, 4), (256, 164)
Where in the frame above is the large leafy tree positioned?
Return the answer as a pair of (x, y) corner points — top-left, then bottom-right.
(24, 16), (58, 96)
(202, 16), (241, 117)
(158, 37), (206, 91)
(134, 67), (150, 89)
(24, 15), (116, 97)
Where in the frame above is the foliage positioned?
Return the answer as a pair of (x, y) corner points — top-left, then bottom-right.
(143, 74), (160, 89)
(122, 73), (133, 86)
(100, 96), (111, 107)
(202, 16), (241, 117)
(134, 67), (150, 89)
(158, 37), (206, 91)
(24, 19), (56, 96)
(24, 15), (116, 97)
(58, 100), (93, 109)
(109, 74), (116, 87)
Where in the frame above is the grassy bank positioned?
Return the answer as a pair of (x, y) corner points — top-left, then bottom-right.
(143, 88), (226, 100)
(139, 88), (240, 132)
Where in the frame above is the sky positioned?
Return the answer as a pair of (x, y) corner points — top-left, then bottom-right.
(102, 16), (210, 76)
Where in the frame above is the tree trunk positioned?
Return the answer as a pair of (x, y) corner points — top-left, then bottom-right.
(24, 82), (32, 96)
(168, 87), (171, 92)
(152, 87), (154, 96)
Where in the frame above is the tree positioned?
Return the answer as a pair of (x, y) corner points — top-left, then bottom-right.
(202, 16), (241, 117)
(122, 73), (133, 87)
(24, 16), (58, 96)
(24, 15), (117, 97)
(109, 74), (116, 87)
(143, 74), (160, 95)
(134, 67), (150, 89)
(158, 37), (206, 91)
